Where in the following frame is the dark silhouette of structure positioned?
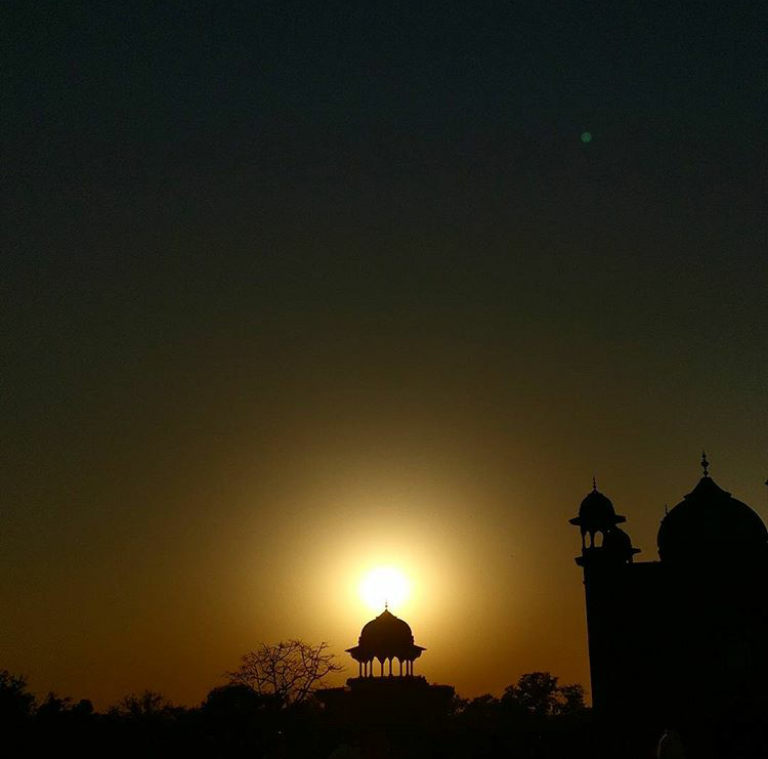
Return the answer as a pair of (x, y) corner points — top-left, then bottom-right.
(317, 607), (453, 727)
(571, 454), (768, 758)
(345, 604), (425, 677)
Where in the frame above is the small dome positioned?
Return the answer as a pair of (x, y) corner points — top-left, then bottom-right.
(569, 485), (626, 532)
(579, 490), (616, 521)
(604, 525), (630, 549)
(346, 609), (425, 663)
(658, 475), (768, 563)
(359, 609), (414, 651)
(603, 525), (640, 562)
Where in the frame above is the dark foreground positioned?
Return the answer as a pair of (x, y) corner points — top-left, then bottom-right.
(3, 670), (600, 758)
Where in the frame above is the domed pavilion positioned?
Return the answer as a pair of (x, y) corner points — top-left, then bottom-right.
(346, 606), (425, 677)
(569, 478), (627, 549)
(317, 605), (453, 728)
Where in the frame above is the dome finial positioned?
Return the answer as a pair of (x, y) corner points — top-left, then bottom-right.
(592, 474), (597, 492)
(701, 450), (710, 478)
(384, 600), (388, 611)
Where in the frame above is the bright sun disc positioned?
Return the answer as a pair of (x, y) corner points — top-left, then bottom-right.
(360, 567), (409, 612)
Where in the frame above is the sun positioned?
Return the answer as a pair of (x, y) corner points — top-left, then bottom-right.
(359, 566), (410, 612)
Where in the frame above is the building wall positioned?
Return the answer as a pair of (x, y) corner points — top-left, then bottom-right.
(582, 553), (768, 758)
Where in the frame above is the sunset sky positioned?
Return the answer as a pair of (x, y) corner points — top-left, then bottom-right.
(2, 2), (766, 708)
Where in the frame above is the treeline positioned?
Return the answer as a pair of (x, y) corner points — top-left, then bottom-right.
(1, 668), (595, 758)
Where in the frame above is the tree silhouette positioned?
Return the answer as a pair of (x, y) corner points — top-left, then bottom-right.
(0, 669), (36, 720)
(227, 640), (343, 706)
(109, 690), (177, 719)
(502, 671), (586, 717)
(555, 682), (587, 716)
(36, 692), (72, 719)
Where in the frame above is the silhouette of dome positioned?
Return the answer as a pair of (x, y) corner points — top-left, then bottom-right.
(322, 608), (454, 720)
(359, 609), (414, 652)
(569, 481), (626, 545)
(657, 474), (768, 563)
(578, 489), (618, 524)
(602, 525), (640, 563)
(346, 608), (425, 676)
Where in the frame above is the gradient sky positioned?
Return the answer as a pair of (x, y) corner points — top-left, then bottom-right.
(2, 1), (766, 707)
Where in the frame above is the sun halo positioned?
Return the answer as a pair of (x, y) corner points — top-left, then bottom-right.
(359, 566), (410, 613)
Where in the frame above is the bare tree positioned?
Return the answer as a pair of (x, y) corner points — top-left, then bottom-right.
(109, 690), (176, 719)
(226, 640), (343, 706)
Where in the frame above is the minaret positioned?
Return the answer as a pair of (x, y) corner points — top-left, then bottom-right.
(570, 480), (639, 716)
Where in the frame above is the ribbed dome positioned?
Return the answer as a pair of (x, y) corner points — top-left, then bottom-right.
(658, 475), (768, 562)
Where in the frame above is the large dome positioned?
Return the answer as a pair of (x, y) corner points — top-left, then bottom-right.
(657, 475), (768, 563)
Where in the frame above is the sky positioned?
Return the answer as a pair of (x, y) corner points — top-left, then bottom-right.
(2, 1), (766, 707)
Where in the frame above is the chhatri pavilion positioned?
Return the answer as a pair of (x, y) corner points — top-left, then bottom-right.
(345, 604), (425, 678)
(317, 605), (453, 725)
